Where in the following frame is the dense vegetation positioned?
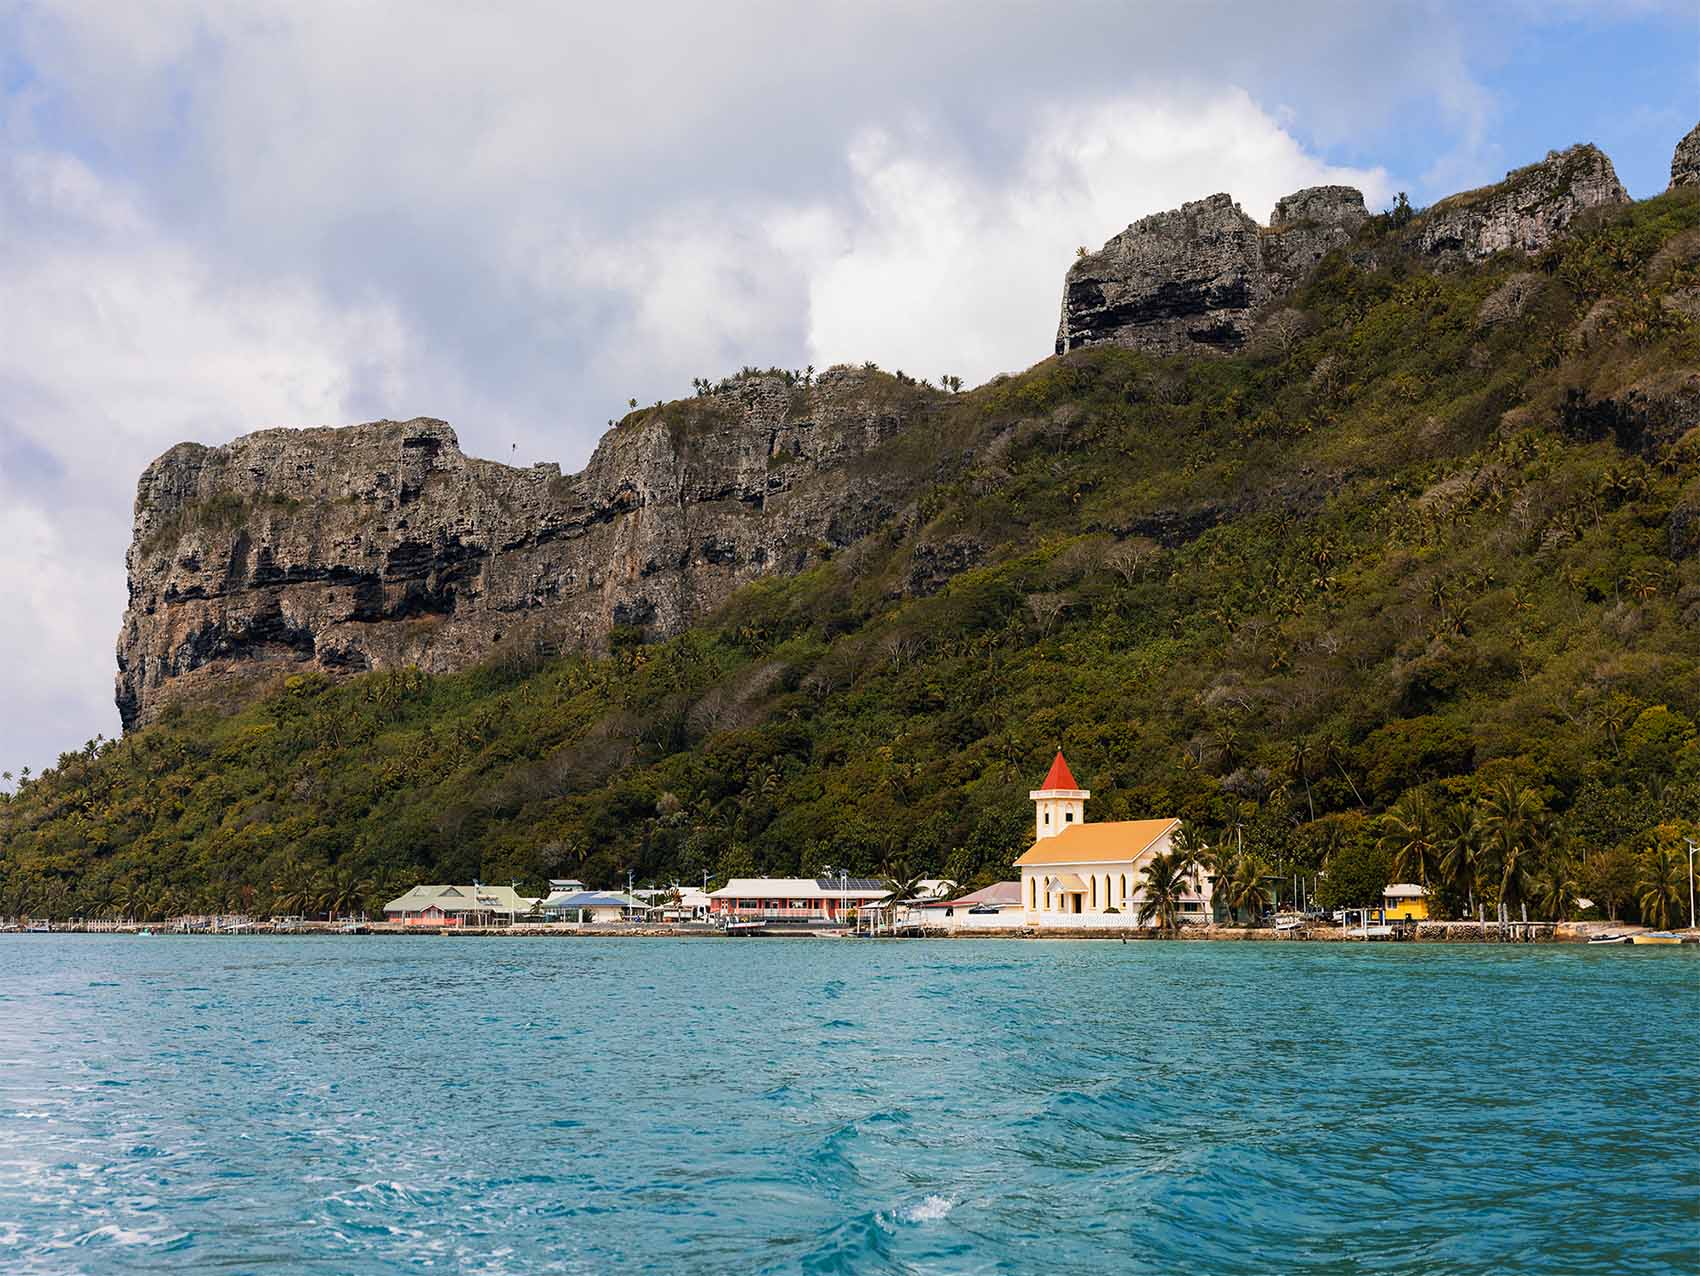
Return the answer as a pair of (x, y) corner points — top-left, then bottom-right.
(3, 190), (1698, 926)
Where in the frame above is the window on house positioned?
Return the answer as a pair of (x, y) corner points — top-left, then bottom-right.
(1044, 812), (1050, 825)
(1065, 812), (1074, 823)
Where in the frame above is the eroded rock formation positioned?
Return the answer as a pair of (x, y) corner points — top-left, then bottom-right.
(1059, 143), (1633, 358)
(1672, 123), (1700, 189)
(116, 369), (926, 727)
(1054, 185), (1366, 357)
(1416, 144), (1627, 260)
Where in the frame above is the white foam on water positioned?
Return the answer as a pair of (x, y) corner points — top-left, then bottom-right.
(900, 1194), (955, 1223)
(69, 1222), (174, 1247)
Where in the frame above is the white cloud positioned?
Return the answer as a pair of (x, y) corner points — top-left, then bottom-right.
(791, 91), (1392, 385)
(0, 148), (414, 771)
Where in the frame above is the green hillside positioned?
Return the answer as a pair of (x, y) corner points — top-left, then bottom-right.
(4, 190), (1698, 926)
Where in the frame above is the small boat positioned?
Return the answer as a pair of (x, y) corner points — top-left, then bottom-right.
(1630, 931), (1684, 945)
(1273, 912), (1305, 933)
(25, 922), (52, 933)
(137, 928), (152, 937)
(1587, 933), (1631, 945)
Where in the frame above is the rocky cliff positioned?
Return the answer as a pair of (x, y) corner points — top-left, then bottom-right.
(1415, 144), (1627, 259)
(1672, 123), (1700, 189)
(1058, 142), (1634, 358)
(118, 128), (1697, 729)
(1055, 185), (1367, 356)
(117, 369), (930, 728)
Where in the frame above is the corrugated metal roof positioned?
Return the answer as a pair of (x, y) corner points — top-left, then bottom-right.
(541, 891), (638, 910)
(709, 878), (888, 898)
(919, 881), (1023, 908)
(384, 884), (539, 913)
(1013, 819), (1179, 867)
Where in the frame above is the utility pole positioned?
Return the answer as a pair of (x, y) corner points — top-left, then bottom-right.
(1687, 840), (1697, 932)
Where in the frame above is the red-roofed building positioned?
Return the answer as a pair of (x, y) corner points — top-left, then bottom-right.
(1015, 753), (1213, 927)
(1038, 750), (1080, 793)
(1029, 750), (1089, 841)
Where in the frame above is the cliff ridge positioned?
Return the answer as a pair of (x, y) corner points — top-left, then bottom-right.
(117, 369), (928, 727)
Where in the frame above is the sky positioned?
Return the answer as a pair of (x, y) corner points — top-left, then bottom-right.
(0, 0), (1694, 779)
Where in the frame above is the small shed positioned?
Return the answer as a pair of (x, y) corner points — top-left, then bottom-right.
(1383, 883), (1429, 921)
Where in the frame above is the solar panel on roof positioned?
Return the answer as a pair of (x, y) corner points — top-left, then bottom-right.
(815, 876), (886, 891)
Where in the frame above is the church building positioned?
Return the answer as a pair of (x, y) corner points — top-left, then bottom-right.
(1014, 752), (1213, 927)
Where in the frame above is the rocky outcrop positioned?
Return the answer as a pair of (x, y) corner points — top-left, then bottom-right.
(1416, 144), (1628, 260)
(116, 369), (928, 728)
(1672, 123), (1700, 189)
(1059, 144), (1634, 357)
(1055, 185), (1366, 356)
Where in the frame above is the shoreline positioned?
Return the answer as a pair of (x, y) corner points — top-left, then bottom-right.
(8, 920), (1695, 943)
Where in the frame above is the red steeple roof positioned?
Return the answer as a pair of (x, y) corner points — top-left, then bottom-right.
(1038, 750), (1079, 791)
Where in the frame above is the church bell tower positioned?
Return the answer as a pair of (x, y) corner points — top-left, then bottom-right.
(1030, 751), (1088, 841)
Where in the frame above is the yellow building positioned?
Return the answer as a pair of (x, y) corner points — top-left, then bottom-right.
(1014, 752), (1211, 928)
(1383, 883), (1429, 921)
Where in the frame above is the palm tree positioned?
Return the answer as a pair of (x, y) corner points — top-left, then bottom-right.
(1170, 822), (1215, 897)
(1530, 855), (1578, 921)
(1318, 736), (1365, 807)
(270, 858), (317, 918)
(1289, 738), (1316, 821)
(1379, 791), (1438, 889)
(877, 873), (930, 933)
(1636, 842), (1685, 930)
(320, 862), (371, 921)
(1136, 851), (1185, 934)
(1436, 801), (1480, 914)
(1477, 778), (1546, 922)
(115, 883), (141, 923)
(86, 881), (118, 921)
(1219, 854), (1273, 926)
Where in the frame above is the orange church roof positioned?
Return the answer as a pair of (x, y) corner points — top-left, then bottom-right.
(1014, 818), (1181, 867)
(1037, 750), (1079, 792)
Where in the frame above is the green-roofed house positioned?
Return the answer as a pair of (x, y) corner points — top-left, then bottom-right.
(383, 884), (539, 927)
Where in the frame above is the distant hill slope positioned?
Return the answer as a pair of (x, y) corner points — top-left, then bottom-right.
(3, 172), (1698, 925)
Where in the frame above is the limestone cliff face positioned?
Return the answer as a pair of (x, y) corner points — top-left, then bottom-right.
(1058, 144), (1632, 358)
(1672, 123), (1700, 189)
(1416, 144), (1627, 260)
(117, 369), (924, 728)
(1055, 185), (1366, 357)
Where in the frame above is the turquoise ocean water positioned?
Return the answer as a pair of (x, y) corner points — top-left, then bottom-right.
(0, 936), (1694, 1274)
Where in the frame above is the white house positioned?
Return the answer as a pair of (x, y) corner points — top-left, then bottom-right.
(1014, 752), (1212, 928)
(911, 881), (1025, 930)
